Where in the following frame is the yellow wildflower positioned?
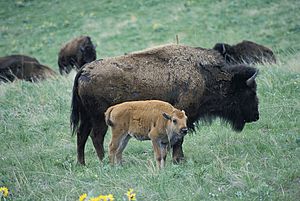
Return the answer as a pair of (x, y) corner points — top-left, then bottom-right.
(89, 194), (114, 201)
(126, 189), (136, 200)
(89, 196), (100, 201)
(79, 193), (87, 201)
(106, 194), (114, 201)
(0, 186), (9, 197)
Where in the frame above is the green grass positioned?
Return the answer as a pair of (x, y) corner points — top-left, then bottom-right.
(0, 0), (299, 200)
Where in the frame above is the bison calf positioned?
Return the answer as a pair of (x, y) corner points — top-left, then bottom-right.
(213, 40), (276, 65)
(58, 36), (96, 75)
(105, 100), (188, 168)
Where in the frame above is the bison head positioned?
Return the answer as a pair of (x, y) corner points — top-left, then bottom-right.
(225, 65), (259, 131)
(80, 44), (96, 65)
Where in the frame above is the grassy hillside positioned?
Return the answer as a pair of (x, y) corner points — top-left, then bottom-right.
(0, 0), (299, 200)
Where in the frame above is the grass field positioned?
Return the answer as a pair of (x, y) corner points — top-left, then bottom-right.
(0, 0), (299, 200)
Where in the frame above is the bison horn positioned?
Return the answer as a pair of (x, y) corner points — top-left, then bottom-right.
(246, 70), (259, 86)
(222, 43), (226, 54)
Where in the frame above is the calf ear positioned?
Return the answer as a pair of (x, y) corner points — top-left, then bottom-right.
(162, 113), (171, 120)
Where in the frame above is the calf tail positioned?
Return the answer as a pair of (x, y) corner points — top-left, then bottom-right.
(70, 69), (84, 136)
(104, 106), (114, 127)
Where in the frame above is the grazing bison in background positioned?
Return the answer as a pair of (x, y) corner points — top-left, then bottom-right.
(105, 100), (188, 168)
(0, 55), (57, 82)
(213, 40), (276, 65)
(58, 36), (96, 75)
(71, 44), (259, 165)
(0, 54), (40, 65)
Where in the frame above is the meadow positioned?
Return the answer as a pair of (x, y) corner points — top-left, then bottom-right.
(0, 0), (299, 200)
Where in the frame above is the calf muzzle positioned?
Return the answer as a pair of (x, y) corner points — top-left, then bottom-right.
(180, 127), (188, 135)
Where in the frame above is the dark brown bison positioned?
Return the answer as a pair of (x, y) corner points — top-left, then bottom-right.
(70, 44), (259, 165)
(58, 36), (96, 75)
(0, 54), (40, 65)
(213, 40), (276, 65)
(0, 55), (57, 82)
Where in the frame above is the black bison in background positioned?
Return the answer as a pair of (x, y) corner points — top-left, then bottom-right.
(0, 54), (57, 82)
(213, 40), (276, 65)
(58, 36), (96, 75)
(70, 44), (259, 165)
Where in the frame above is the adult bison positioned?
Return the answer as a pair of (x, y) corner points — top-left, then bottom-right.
(71, 44), (259, 165)
(0, 55), (57, 82)
(213, 40), (276, 65)
(58, 36), (96, 75)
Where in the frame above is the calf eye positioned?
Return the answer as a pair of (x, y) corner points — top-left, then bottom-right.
(172, 119), (177, 124)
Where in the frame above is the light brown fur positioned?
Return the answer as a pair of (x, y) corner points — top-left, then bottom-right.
(105, 100), (188, 168)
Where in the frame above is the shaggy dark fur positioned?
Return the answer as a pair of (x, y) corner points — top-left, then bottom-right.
(213, 40), (276, 65)
(0, 55), (57, 82)
(58, 36), (96, 75)
(70, 44), (260, 165)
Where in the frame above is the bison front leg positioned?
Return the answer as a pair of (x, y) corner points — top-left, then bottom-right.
(172, 137), (185, 164)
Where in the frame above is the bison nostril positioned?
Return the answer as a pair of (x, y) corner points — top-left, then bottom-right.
(180, 127), (188, 135)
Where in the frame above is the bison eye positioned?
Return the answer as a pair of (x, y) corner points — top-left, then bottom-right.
(172, 119), (177, 124)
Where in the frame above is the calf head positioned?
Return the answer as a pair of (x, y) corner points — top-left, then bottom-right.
(163, 109), (188, 145)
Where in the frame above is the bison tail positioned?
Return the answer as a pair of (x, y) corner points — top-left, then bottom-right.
(104, 107), (114, 127)
(70, 69), (84, 136)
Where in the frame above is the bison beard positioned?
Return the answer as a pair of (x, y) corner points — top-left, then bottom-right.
(70, 44), (259, 165)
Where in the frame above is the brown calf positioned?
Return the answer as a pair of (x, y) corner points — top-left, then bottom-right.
(104, 100), (188, 168)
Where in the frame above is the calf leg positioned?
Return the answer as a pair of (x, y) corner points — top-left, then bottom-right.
(109, 128), (128, 165)
(115, 135), (131, 164)
(172, 137), (185, 163)
(90, 120), (108, 162)
(151, 139), (162, 169)
(160, 143), (169, 168)
(77, 121), (92, 165)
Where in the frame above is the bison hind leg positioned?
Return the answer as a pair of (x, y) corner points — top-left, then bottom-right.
(90, 120), (108, 163)
(77, 120), (92, 165)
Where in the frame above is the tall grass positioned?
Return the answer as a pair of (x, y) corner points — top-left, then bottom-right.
(0, 0), (299, 200)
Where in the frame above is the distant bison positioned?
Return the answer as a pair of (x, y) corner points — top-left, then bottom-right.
(213, 40), (276, 65)
(105, 100), (188, 168)
(58, 36), (96, 75)
(71, 44), (259, 165)
(0, 55), (57, 82)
